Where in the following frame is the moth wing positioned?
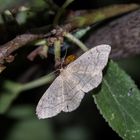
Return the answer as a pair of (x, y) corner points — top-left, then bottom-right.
(61, 75), (85, 112)
(36, 76), (64, 119)
(66, 44), (111, 93)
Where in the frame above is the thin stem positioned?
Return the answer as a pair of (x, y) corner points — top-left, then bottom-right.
(53, 0), (75, 26)
(20, 73), (56, 91)
(64, 32), (88, 52)
(44, 0), (59, 11)
(54, 39), (61, 62)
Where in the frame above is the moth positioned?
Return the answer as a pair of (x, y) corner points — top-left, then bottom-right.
(36, 44), (111, 119)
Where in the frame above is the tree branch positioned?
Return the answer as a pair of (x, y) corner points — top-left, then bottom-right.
(85, 9), (140, 59)
(0, 4), (139, 72)
(0, 33), (42, 64)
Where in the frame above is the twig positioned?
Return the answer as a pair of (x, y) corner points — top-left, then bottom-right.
(27, 46), (43, 61)
(44, 0), (59, 11)
(0, 4), (138, 64)
(20, 72), (56, 91)
(54, 39), (61, 67)
(68, 4), (139, 29)
(64, 32), (88, 52)
(0, 4), (139, 73)
(0, 25), (71, 73)
(53, 0), (75, 25)
(0, 33), (42, 64)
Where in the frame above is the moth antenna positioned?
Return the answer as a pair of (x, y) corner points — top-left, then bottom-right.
(61, 47), (68, 68)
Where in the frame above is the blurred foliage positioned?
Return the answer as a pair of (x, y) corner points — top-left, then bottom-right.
(59, 126), (90, 140)
(0, 0), (46, 13)
(0, 81), (22, 114)
(6, 105), (54, 140)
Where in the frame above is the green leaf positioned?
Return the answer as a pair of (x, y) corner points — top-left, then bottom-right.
(93, 60), (140, 140)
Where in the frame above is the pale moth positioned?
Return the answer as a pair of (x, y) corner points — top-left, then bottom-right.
(36, 44), (111, 119)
